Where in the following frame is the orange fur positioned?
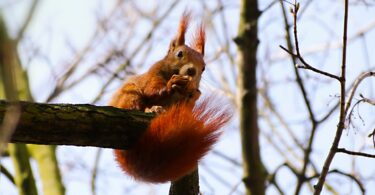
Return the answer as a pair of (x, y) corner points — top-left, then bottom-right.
(111, 11), (231, 183)
(192, 23), (205, 55)
(114, 97), (231, 183)
(174, 10), (191, 46)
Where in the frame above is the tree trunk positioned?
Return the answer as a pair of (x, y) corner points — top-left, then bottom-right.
(169, 169), (200, 195)
(0, 14), (38, 195)
(1, 13), (65, 195)
(234, 0), (266, 194)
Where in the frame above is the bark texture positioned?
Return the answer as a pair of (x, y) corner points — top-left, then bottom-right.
(235, 0), (266, 194)
(169, 169), (200, 195)
(1, 101), (153, 149)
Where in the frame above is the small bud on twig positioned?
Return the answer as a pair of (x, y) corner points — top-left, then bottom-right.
(295, 3), (300, 13)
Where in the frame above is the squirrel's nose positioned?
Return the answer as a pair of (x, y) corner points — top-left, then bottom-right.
(187, 67), (196, 77)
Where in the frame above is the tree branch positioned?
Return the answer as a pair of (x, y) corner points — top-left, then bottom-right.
(337, 148), (375, 158)
(0, 163), (15, 184)
(2, 100), (154, 149)
(345, 71), (375, 115)
(279, 1), (341, 82)
(314, 0), (350, 193)
(235, 0), (266, 194)
(307, 169), (365, 195)
(15, 0), (40, 43)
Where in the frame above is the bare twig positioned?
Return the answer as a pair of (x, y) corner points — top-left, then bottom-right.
(307, 169), (365, 195)
(15, 0), (39, 43)
(318, 72), (374, 123)
(215, 0), (238, 96)
(369, 129), (375, 148)
(337, 148), (375, 159)
(314, 0), (350, 193)
(344, 71), (375, 115)
(45, 0), (123, 102)
(212, 150), (242, 167)
(279, 2), (321, 194)
(262, 110), (302, 162)
(279, 47), (340, 81)
(347, 93), (374, 129)
(261, 0), (279, 15)
(260, 91), (304, 149)
(280, 1), (341, 81)
(0, 163), (15, 184)
(90, 148), (102, 195)
(274, 19), (375, 62)
(91, 1), (180, 103)
(360, 94), (375, 105)
(330, 169), (365, 194)
(227, 180), (243, 195)
(200, 162), (233, 188)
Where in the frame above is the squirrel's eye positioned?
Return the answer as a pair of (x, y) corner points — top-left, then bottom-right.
(202, 67), (205, 72)
(176, 50), (183, 58)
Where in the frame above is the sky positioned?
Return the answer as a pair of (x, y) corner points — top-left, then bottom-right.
(1, 0), (375, 195)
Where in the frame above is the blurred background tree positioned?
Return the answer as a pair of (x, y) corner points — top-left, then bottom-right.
(0, 0), (374, 194)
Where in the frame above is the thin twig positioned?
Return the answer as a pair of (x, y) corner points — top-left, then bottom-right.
(318, 71), (374, 123)
(260, 90), (304, 149)
(279, 45), (340, 81)
(280, 1), (341, 81)
(330, 169), (365, 195)
(369, 129), (375, 148)
(91, 0), (180, 103)
(261, 0), (279, 15)
(199, 0), (236, 104)
(347, 93), (375, 129)
(265, 114), (302, 161)
(337, 148), (375, 158)
(307, 169), (365, 195)
(344, 71), (375, 115)
(90, 148), (102, 195)
(274, 19), (375, 62)
(45, 0), (123, 102)
(362, 96), (375, 105)
(262, 125), (299, 169)
(212, 150), (242, 167)
(279, 2), (321, 194)
(0, 163), (15, 184)
(200, 162), (233, 188)
(314, 0), (349, 193)
(15, 0), (39, 43)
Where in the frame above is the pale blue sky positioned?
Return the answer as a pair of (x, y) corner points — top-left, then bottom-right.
(1, 0), (375, 195)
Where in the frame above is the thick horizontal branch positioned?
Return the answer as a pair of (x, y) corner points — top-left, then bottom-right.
(0, 100), (154, 149)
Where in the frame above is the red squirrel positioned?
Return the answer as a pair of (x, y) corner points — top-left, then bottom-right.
(110, 11), (231, 183)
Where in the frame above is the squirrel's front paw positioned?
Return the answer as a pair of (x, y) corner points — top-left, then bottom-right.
(168, 75), (191, 93)
(145, 105), (166, 114)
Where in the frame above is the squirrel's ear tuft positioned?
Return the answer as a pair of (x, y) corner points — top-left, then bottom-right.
(192, 23), (205, 56)
(169, 10), (191, 52)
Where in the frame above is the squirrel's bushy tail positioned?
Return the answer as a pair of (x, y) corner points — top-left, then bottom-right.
(114, 96), (232, 183)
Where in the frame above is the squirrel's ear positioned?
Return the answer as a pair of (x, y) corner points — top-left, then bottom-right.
(169, 10), (191, 52)
(192, 23), (205, 56)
